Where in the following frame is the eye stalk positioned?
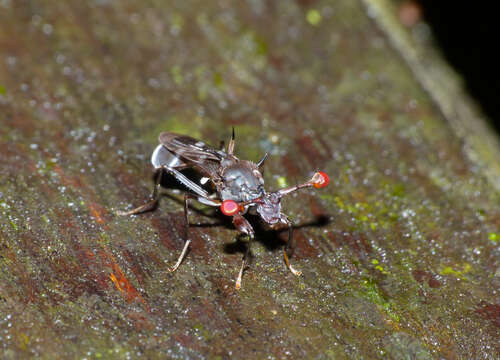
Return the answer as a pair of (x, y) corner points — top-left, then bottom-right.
(221, 199), (240, 216)
(224, 171), (331, 218)
(275, 170), (330, 197)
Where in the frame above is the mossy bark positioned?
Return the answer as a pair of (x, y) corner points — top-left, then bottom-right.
(1, 1), (498, 359)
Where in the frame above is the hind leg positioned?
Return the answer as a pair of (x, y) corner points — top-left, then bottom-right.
(116, 168), (164, 215)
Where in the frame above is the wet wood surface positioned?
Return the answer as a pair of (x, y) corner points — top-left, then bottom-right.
(1, 1), (499, 359)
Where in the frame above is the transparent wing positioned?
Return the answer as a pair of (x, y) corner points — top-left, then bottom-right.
(158, 132), (228, 180)
(151, 144), (187, 169)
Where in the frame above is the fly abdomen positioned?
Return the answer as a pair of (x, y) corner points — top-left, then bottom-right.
(151, 144), (185, 169)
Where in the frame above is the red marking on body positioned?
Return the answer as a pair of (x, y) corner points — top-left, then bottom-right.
(221, 200), (240, 216)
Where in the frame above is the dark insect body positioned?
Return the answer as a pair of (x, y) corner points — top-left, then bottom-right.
(118, 130), (329, 289)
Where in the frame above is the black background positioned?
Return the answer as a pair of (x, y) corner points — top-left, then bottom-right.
(419, 1), (500, 133)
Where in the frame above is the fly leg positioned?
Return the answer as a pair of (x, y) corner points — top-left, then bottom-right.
(235, 243), (251, 291)
(232, 214), (254, 290)
(168, 193), (222, 272)
(168, 193), (195, 272)
(117, 164), (210, 216)
(116, 168), (164, 215)
(281, 216), (302, 276)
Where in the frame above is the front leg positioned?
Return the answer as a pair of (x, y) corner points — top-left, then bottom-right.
(232, 214), (254, 290)
(280, 215), (302, 276)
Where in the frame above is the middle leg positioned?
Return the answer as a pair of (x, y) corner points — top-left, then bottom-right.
(232, 214), (255, 290)
(169, 193), (222, 272)
(168, 193), (195, 272)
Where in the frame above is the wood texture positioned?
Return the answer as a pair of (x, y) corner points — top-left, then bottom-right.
(1, 1), (499, 358)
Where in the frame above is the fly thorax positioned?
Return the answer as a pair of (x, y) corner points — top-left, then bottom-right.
(220, 162), (265, 202)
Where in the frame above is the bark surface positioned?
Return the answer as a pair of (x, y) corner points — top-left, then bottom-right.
(1, 1), (499, 359)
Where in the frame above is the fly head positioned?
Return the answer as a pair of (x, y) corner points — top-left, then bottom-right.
(255, 192), (283, 225)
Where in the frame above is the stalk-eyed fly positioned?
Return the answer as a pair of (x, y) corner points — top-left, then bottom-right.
(118, 130), (329, 289)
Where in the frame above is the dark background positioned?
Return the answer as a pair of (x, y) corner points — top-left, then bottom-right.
(419, 1), (500, 133)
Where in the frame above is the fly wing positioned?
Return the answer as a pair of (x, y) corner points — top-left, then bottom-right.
(158, 132), (227, 180)
(151, 144), (187, 169)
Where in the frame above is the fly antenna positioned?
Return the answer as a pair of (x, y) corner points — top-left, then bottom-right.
(228, 127), (235, 155)
(257, 152), (268, 168)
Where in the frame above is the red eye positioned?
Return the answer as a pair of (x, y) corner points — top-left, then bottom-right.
(221, 200), (240, 216)
(312, 171), (330, 189)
